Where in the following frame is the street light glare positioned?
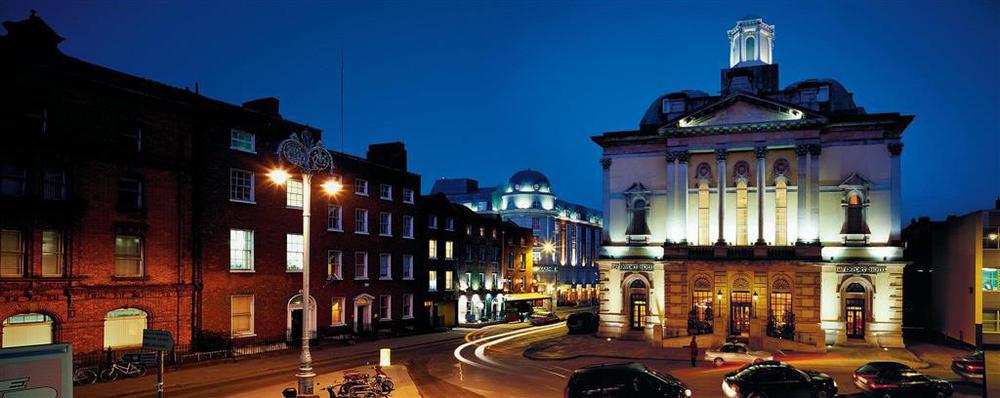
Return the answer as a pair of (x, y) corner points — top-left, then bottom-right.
(268, 168), (291, 185)
(321, 179), (343, 195)
(542, 241), (555, 253)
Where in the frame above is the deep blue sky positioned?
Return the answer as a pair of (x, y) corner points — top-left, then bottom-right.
(3, 1), (997, 221)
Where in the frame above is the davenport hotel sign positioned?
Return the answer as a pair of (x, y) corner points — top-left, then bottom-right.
(836, 265), (887, 274)
(612, 263), (655, 272)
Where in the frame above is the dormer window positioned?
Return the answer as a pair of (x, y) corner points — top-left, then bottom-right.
(816, 85), (830, 102)
(662, 99), (686, 114)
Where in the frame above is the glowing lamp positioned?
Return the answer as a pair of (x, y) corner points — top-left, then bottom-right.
(752, 291), (758, 301)
(716, 290), (723, 302)
(990, 233), (998, 241)
(321, 179), (343, 195)
(379, 348), (391, 366)
(542, 241), (556, 254)
(268, 168), (291, 185)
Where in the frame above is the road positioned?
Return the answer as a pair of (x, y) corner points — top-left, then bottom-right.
(77, 321), (984, 397)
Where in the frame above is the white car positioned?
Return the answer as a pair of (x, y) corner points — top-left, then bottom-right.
(705, 342), (773, 366)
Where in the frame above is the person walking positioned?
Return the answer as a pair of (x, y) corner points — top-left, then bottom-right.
(689, 335), (698, 367)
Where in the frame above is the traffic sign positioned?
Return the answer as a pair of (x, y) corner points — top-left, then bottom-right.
(122, 352), (159, 365)
(142, 330), (174, 351)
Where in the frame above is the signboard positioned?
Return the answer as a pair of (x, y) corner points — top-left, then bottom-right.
(142, 330), (174, 352)
(534, 266), (560, 273)
(123, 352), (160, 366)
(612, 263), (655, 272)
(0, 343), (72, 398)
(836, 265), (886, 274)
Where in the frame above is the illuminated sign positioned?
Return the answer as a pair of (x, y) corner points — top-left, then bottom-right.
(613, 263), (655, 272)
(836, 265), (886, 274)
(534, 266), (560, 273)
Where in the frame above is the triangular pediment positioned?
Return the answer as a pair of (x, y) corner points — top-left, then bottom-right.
(839, 172), (871, 188)
(672, 94), (820, 129)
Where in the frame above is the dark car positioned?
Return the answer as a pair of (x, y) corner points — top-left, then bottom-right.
(529, 312), (560, 326)
(567, 312), (599, 334)
(721, 360), (836, 398)
(950, 351), (984, 382)
(853, 362), (953, 397)
(565, 362), (692, 398)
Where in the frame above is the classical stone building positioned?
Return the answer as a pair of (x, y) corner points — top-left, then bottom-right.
(593, 17), (911, 351)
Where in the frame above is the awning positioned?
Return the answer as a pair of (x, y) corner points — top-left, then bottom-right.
(504, 293), (552, 302)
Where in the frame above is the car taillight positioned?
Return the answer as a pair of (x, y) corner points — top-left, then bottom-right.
(867, 380), (899, 389)
(564, 387), (569, 398)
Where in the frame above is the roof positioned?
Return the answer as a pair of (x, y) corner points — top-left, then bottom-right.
(508, 169), (551, 191)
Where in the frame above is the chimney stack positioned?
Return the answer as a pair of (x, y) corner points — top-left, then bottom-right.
(242, 97), (280, 117)
(366, 142), (407, 171)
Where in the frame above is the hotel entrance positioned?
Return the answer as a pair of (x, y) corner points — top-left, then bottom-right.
(730, 291), (751, 337)
(628, 279), (648, 330)
(844, 282), (867, 339)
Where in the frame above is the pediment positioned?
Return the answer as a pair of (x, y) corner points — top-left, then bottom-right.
(839, 172), (871, 188)
(672, 94), (820, 129)
(624, 182), (650, 194)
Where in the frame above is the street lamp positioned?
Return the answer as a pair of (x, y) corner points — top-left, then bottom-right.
(752, 291), (759, 318)
(271, 131), (337, 397)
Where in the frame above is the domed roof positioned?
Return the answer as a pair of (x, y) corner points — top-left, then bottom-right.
(508, 169), (551, 192)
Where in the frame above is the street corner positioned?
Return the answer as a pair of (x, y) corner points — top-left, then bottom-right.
(238, 365), (421, 398)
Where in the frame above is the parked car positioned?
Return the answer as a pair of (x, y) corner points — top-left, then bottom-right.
(853, 362), (953, 397)
(529, 312), (560, 326)
(705, 342), (773, 366)
(950, 351), (984, 382)
(565, 362), (692, 398)
(567, 312), (599, 334)
(721, 360), (836, 398)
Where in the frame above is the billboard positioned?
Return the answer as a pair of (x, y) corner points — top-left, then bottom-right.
(0, 344), (72, 398)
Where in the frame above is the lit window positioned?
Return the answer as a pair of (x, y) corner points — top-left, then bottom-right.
(41, 230), (63, 276)
(286, 179), (303, 208)
(775, 179), (788, 245)
(445, 271), (453, 291)
(984, 310), (1000, 333)
(355, 178), (368, 196)
(403, 294), (413, 318)
(402, 188), (414, 204)
(1, 230), (23, 277)
(118, 176), (143, 209)
(745, 36), (756, 61)
(354, 252), (368, 279)
(428, 270), (438, 291)
(43, 167), (65, 200)
(379, 212), (392, 236)
(736, 180), (748, 245)
(698, 181), (710, 245)
(520, 253), (526, 271)
(230, 295), (254, 337)
(286, 234), (303, 271)
(984, 268), (999, 291)
(768, 292), (793, 338)
(230, 129), (256, 153)
(229, 229), (254, 271)
(229, 169), (255, 203)
(402, 215), (414, 238)
(355, 208), (368, 234)
(428, 240), (438, 259)
(402, 255), (413, 280)
(0, 165), (26, 197)
(104, 308), (147, 348)
(492, 273), (498, 290)
(380, 184), (392, 200)
(379, 295), (391, 320)
(114, 235), (143, 277)
(1, 314), (53, 348)
(327, 205), (342, 231)
(327, 250), (342, 280)
(379, 253), (392, 280)
(331, 297), (346, 325)
(445, 241), (454, 260)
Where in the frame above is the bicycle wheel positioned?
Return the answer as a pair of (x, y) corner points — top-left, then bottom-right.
(134, 364), (147, 377)
(74, 368), (98, 385)
(380, 380), (394, 392)
(99, 368), (119, 382)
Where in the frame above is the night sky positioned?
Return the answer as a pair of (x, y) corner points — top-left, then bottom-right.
(3, 1), (997, 222)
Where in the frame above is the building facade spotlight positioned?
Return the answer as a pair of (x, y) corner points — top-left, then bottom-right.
(542, 241), (556, 254)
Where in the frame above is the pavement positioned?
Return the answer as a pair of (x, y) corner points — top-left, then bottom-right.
(230, 364), (418, 398)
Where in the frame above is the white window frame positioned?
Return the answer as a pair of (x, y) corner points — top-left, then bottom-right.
(445, 241), (454, 260)
(428, 216), (438, 229)
(445, 218), (454, 231)
(402, 255), (414, 280)
(286, 234), (304, 272)
(354, 251), (368, 280)
(1, 230), (23, 278)
(229, 128), (256, 153)
(402, 215), (414, 239)
(355, 208), (369, 234)
(428, 239), (438, 259)
(402, 188), (414, 204)
(331, 297), (346, 326)
(42, 167), (66, 201)
(229, 229), (254, 272)
(444, 271), (454, 291)
(355, 178), (369, 196)
(327, 205), (343, 231)
(229, 168), (256, 204)
(428, 270), (438, 292)
(40, 230), (63, 277)
(286, 179), (304, 209)
(230, 295), (255, 337)
(114, 235), (144, 277)
(327, 250), (342, 280)
(379, 295), (392, 320)
(379, 212), (392, 237)
(380, 184), (392, 200)
(379, 253), (392, 280)
(403, 294), (414, 319)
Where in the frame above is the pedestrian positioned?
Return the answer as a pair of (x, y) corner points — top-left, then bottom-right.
(689, 335), (698, 367)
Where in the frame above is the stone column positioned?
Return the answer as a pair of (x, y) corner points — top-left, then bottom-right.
(716, 148), (728, 245)
(601, 157), (612, 244)
(795, 144), (809, 243)
(754, 146), (768, 245)
(665, 151), (677, 244)
(809, 144), (822, 243)
(677, 152), (690, 244)
(888, 143), (903, 243)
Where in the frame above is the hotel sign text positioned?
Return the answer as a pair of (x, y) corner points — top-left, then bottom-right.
(836, 265), (886, 274)
(613, 263), (655, 272)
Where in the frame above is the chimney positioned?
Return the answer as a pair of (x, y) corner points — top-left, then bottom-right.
(242, 97), (280, 117)
(366, 142), (407, 171)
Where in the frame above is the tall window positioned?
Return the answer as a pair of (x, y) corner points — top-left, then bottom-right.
(230, 129), (256, 153)
(1, 314), (53, 348)
(328, 250), (342, 279)
(104, 308), (147, 348)
(0, 165), (26, 196)
(379, 295), (391, 320)
(984, 268), (999, 291)
(354, 178), (368, 196)
(428, 216), (438, 229)
(745, 36), (756, 61)
(428, 270), (438, 291)
(379, 212), (392, 236)
(445, 241), (454, 260)
(520, 253), (526, 271)
(118, 176), (143, 209)
(331, 297), (346, 325)
(380, 184), (392, 200)
(41, 230), (63, 276)
(230, 229), (254, 271)
(355, 209), (369, 234)
(446, 218), (455, 231)
(736, 180), (748, 245)
(625, 197), (650, 238)
(327, 205), (342, 231)
(507, 252), (514, 270)
(428, 240), (438, 259)
(229, 169), (255, 203)
(114, 235), (143, 277)
(402, 188), (414, 204)
(775, 179), (788, 245)
(698, 181), (710, 245)
(843, 191), (869, 235)
(286, 179), (303, 208)
(769, 292), (792, 336)
(0, 230), (22, 277)
(42, 167), (66, 200)
(985, 310), (1000, 334)
(379, 253), (392, 280)
(403, 294), (414, 318)
(286, 234), (304, 271)
(402, 255), (413, 279)
(402, 215), (414, 238)
(354, 252), (368, 279)
(445, 271), (454, 291)
(230, 295), (254, 337)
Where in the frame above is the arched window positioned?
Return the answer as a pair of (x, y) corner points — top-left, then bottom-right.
(104, 308), (147, 349)
(2, 314), (53, 348)
(768, 278), (793, 337)
(842, 191), (870, 236)
(698, 181), (710, 245)
(630, 279), (647, 289)
(736, 179), (749, 245)
(774, 179), (788, 245)
(691, 276), (714, 333)
(846, 282), (866, 293)
(745, 36), (756, 61)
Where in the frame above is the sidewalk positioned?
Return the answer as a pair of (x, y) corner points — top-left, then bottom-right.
(76, 330), (464, 398)
(231, 364), (420, 398)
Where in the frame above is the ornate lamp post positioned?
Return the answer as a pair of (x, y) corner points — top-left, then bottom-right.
(270, 131), (340, 397)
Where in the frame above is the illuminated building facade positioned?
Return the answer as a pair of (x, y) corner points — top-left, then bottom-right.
(593, 17), (911, 351)
(432, 170), (602, 306)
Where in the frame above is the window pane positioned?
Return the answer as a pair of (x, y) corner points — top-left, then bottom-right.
(104, 309), (147, 348)
(230, 229), (253, 270)
(380, 254), (391, 279)
(429, 270), (438, 291)
(355, 252), (367, 278)
(231, 295), (253, 335)
(328, 205), (342, 230)
(286, 179), (303, 208)
(114, 236), (142, 276)
(43, 168), (65, 200)
(286, 234), (303, 271)
(1, 230), (23, 277)
(230, 169), (254, 202)
(41, 230), (62, 276)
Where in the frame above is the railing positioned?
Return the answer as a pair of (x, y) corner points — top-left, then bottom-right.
(663, 244), (822, 260)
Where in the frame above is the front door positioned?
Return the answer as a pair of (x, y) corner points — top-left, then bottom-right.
(290, 309), (303, 345)
(730, 291), (751, 337)
(630, 294), (647, 330)
(846, 298), (865, 338)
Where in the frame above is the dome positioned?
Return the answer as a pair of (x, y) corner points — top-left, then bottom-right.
(508, 169), (551, 192)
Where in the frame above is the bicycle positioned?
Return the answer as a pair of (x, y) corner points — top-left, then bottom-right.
(99, 359), (146, 382)
(73, 365), (99, 385)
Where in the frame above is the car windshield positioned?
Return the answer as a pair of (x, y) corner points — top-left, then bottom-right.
(646, 368), (679, 383)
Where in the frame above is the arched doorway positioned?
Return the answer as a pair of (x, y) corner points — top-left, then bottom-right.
(354, 294), (374, 333)
(2, 313), (54, 348)
(104, 308), (147, 349)
(628, 279), (648, 330)
(730, 278), (752, 338)
(287, 294), (317, 342)
(471, 294), (484, 322)
(844, 282), (867, 339)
